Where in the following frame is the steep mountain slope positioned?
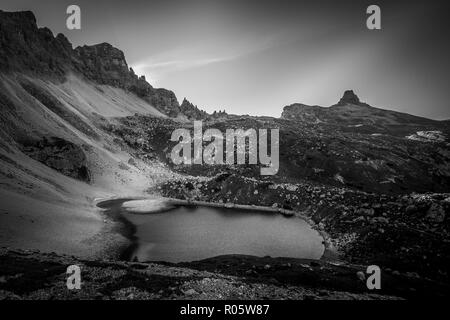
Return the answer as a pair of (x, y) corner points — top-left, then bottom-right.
(0, 10), (181, 116)
(0, 10), (178, 257)
(0, 71), (176, 257)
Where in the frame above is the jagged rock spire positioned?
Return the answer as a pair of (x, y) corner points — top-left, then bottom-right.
(338, 90), (360, 105)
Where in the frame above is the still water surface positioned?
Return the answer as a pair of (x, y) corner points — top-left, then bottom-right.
(121, 205), (324, 262)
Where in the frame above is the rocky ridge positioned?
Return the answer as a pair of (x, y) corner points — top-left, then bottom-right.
(179, 98), (209, 120)
(0, 10), (197, 118)
(282, 90), (446, 132)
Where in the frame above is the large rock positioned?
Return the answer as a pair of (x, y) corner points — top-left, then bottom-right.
(20, 137), (91, 182)
(425, 203), (445, 223)
(337, 90), (361, 105)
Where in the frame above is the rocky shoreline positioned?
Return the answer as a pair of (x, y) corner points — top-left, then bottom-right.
(3, 193), (448, 300)
(96, 196), (336, 262)
(156, 174), (450, 286)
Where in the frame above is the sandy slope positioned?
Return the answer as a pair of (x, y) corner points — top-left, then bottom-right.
(48, 74), (168, 118)
(0, 73), (174, 258)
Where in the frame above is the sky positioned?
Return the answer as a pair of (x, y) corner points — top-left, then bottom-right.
(1, 0), (449, 119)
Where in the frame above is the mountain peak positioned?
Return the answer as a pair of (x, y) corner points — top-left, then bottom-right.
(0, 10), (182, 117)
(180, 97), (208, 120)
(338, 90), (360, 105)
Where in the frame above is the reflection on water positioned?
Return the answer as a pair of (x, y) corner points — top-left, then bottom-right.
(122, 205), (324, 263)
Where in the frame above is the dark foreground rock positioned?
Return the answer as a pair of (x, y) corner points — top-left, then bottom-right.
(3, 248), (449, 300)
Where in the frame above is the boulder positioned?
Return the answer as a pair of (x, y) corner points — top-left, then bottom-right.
(20, 137), (91, 182)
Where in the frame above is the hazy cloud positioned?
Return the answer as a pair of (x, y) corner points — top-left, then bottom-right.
(131, 33), (283, 85)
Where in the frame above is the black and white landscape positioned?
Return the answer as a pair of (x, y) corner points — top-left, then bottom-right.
(0, 1), (449, 301)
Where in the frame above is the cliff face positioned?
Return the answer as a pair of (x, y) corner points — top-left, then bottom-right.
(0, 10), (180, 116)
(0, 11), (72, 77)
(72, 42), (181, 117)
(73, 43), (134, 87)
